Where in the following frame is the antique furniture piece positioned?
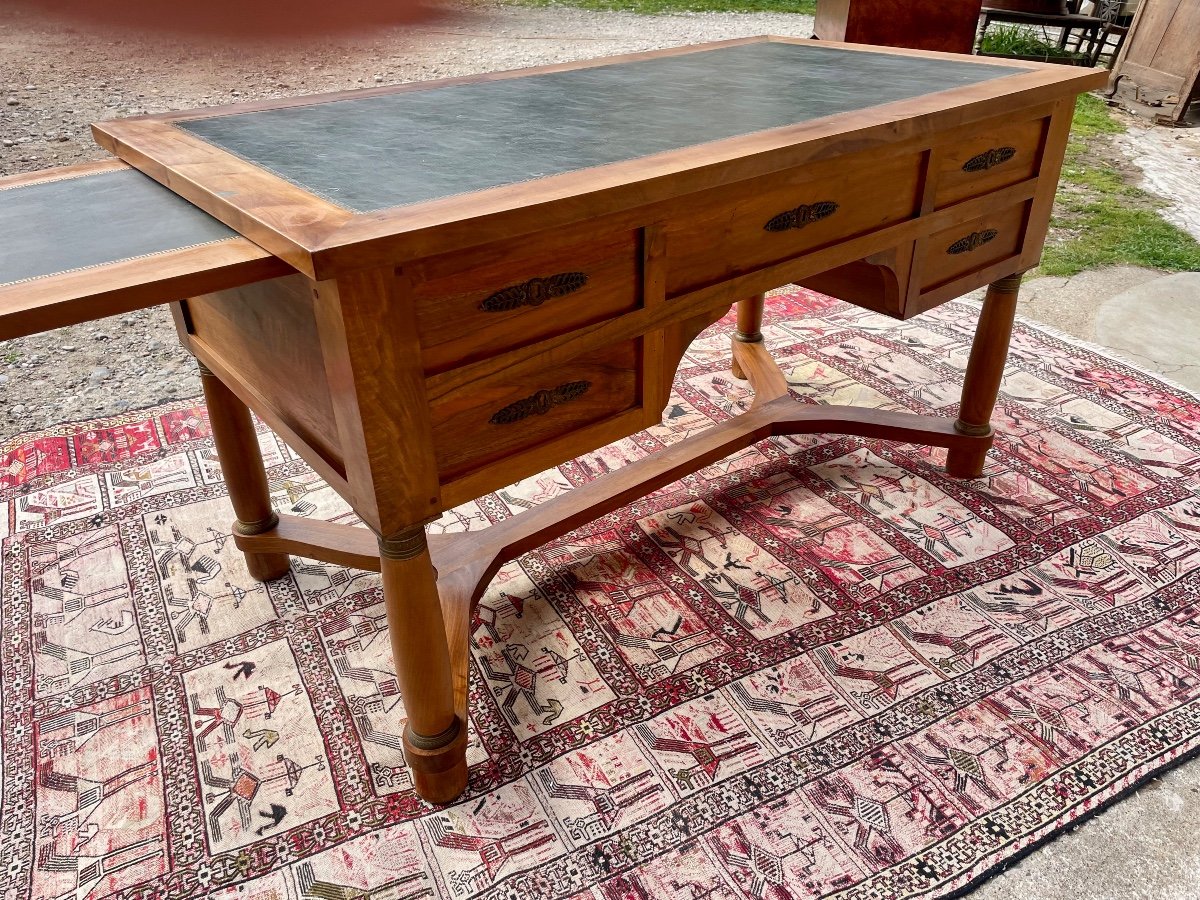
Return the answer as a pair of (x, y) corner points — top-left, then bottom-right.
(1110, 0), (1200, 124)
(978, 0), (1105, 54)
(812, 0), (985, 54)
(4, 38), (1105, 803)
(1074, 0), (1137, 69)
(985, 0), (1068, 12)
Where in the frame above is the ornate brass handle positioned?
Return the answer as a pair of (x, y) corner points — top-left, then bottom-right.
(947, 229), (999, 255)
(764, 200), (839, 233)
(489, 380), (592, 425)
(963, 147), (1017, 172)
(479, 272), (588, 312)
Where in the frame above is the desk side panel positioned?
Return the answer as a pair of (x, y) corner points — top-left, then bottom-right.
(180, 275), (346, 484)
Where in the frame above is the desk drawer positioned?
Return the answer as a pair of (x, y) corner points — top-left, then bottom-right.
(933, 116), (1045, 208)
(430, 339), (640, 480)
(410, 230), (642, 373)
(664, 151), (923, 296)
(919, 202), (1029, 292)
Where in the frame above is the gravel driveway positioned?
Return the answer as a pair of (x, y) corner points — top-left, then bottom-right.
(0, 2), (813, 429)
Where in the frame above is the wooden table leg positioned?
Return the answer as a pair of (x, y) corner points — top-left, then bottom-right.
(945, 272), (1022, 479)
(729, 293), (766, 380)
(379, 527), (468, 804)
(198, 361), (291, 581)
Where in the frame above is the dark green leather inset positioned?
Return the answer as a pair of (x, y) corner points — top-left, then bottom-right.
(1, 168), (236, 288)
(177, 42), (1020, 214)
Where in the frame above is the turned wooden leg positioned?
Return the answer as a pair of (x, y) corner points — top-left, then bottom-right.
(730, 293), (766, 380)
(945, 273), (1022, 479)
(379, 527), (468, 804)
(198, 362), (291, 581)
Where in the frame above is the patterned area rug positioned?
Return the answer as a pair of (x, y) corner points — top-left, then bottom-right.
(4, 290), (1200, 900)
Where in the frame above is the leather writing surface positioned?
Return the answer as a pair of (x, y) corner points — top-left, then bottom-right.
(177, 42), (1019, 213)
(1, 169), (237, 287)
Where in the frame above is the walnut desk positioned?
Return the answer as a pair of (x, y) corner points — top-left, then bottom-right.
(10, 37), (1108, 803)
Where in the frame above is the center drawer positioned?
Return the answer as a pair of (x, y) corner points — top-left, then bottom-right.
(428, 338), (641, 481)
(664, 150), (924, 296)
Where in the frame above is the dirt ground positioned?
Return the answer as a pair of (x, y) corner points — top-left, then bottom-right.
(0, 1), (814, 429)
(1118, 123), (1200, 242)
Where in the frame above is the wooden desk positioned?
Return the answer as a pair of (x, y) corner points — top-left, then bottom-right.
(6, 37), (1105, 803)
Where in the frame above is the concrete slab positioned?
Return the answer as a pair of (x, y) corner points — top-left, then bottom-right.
(972, 762), (1200, 900)
(1011, 265), (1163, 343)
(961, 268), (1199, 395)
(1095, 271), (1200, 392)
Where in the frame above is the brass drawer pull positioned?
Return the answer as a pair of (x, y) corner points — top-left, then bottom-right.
(763, 200), (839, 233)
(947, 229), (998, 255)
(479, 272), (588, 312)
(963, 147), (1017, 172)
(489, 380), (592, 425)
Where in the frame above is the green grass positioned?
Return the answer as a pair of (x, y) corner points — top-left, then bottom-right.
(1037, 94), (1200, 276)
(978, 24), (1086, 61)
(511, 0), (815, 15)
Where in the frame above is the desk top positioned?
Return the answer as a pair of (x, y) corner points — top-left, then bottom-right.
(94, 37), (1105, 280)
(173, 42), (1014, 214)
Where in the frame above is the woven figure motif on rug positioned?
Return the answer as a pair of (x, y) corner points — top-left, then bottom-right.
(3, 290), (1200, 900)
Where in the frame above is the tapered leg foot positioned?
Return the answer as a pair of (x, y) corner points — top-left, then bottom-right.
(405, 717), (469, 804)
(944, 273), (1022, 479)
(730, 349), (748, 380)
(237, 520), (292, 582)
(730, 293), (765, 380)
(945, 437), (992, 479)
(198, 361), (291, 580)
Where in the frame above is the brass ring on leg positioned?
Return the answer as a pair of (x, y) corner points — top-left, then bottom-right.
(378, 526), (427, 561)
(953, 419), (993, 438)
(232, 512), (280, 536)
(404, 717), (461, 752)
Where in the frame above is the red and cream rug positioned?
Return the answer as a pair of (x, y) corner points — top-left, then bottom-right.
(3, 290), (1200, 900)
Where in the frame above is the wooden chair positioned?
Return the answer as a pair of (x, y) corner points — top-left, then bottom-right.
(1077, 0), (1137, 68)
(977, 0), (1104, 53)
(812, 0), (986, 55)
